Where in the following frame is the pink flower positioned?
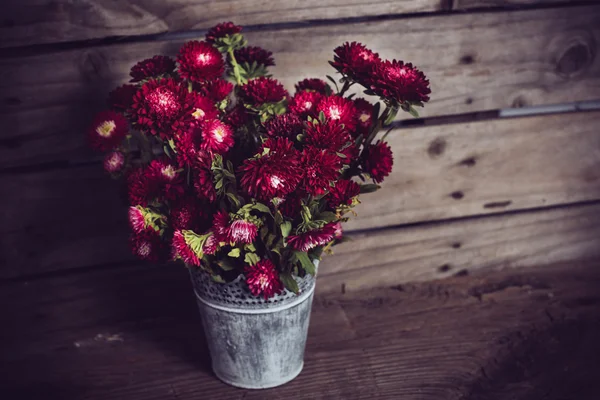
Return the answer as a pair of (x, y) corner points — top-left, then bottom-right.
(103, 151), (125, 174)
(128, 206), (146, 234)
(245, 259), (283, 299)
(287, 223), (337, 252)
(228, 219), (258, 244)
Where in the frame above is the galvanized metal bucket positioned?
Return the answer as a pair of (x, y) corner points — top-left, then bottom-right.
(189, 263), (317, 389)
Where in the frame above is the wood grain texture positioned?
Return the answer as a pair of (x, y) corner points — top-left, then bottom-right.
(1, 261), (600, 399)
(2, 6), (600, 168)
(454, 0), (599, 9)
(1, 0), (441, 48)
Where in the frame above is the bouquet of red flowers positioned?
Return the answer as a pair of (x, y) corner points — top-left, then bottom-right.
(88, 22), (430, 299)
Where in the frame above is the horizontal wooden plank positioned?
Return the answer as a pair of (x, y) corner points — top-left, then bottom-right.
(2, 111), (600, 278)
(1, 260), (599, 399)
(454, 0), (597, 9)
(1, 0), (442, 49)
(2, 6), (600, 168)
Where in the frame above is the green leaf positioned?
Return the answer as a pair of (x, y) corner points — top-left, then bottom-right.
(244, 252), (261, 266)
(384, 106), (399, 126)
(265, 233), (276, 248)
(294, 251), (316, 276)
(381, 127), (394, 141)
(407, 105), (420, 118)
(280, 272), (299, 294)
(245, 243), (256, 252)
(360, 184), (381, 194)
(318, 110), (326, 123)
(228, 248), (241, 258)
(325, 75), (340, 92)
(280, 221), (292, 238)
(316, 211), (337, 223)
(211, 275), (226, 283)
(252, 202), (272, 214)
(217, 258), (236, 271)
(226, 192), (241, 208)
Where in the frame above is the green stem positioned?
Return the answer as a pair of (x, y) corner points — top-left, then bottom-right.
(228, 49), (242, 86)
(364, 105), (391, 147)
(338, 80), (354, 97)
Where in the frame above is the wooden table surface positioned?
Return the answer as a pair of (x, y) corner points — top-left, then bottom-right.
(2, 260), (600, 400)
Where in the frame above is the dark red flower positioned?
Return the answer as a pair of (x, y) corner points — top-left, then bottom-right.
(127, 168), (155, 206)
(205, 22), (242, 43)
(295, 78), (329, 95)
(148, 158), (185, 201)
(197, 79), (234, 103)
(245, 259), (283, 299)
(172, 230), (201, 266)
(338, 142), (359, 165)
(330, 42), (381, 83)
(239, 138), (303, 201)
(317, 95), (358, 133)
(223, 104), (249, 129)
(177, 41), (225, 83)
(130, 55), (176, 82)
(200, 119), (234, 154)
(228, 219), (259, 244)
(240, 77), (288, 106)
(279, 190), (305, 218)
(128, 206), (146, 234)
(203, 234), (218, 255)
(327, 179), (360, 209)
(88, 110), (129, 151)
(304, 119), (351, 153)
(288, 91), (323, 118)
(130, 78), (195, 139)
(130, 227), (166, 262)
(234, 46), (275, 67)
(370, 60), (431, 104)
(191, 94), (219, 122)
(300, 147), (342, 196)
(107, 84), (137, 111)
(193, 152), (217, 202)
(170, 196), (209, 231)
(362, 141), (393, 183)
(287, 223), (337, 252)
(353, 98), (375, 135)
(212, 210), (231, 242)
(103, 151), (126, 174)
(264, 113), (304, 139)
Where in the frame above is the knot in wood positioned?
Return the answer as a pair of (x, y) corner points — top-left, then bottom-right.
(552, 32), (596, 79)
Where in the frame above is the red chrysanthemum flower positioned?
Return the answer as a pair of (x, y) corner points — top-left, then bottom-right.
(234, 46), (275, 67)
(103, 151), (125, 174)
(327, 179), (360, 209)
(177, 41), (225, 83)
(200, 119), (234, 154)
(130, 227), (165, 262)
(130, 78), (194, 139)
(171, 230), (201, 266)
(212, 210), (231, 242)
(288, 91), (323, 119)
(175, 124), (203, 167)
(353, 98), (375, 136)
(107, 84), (137, 112)
(295, 78), (330, 95)
(287, 223), (337, 252)
(193, 151), (217, 202)
(278, 189), (305, 218)
(191, 94), (219, 122)
(148, 158), (185, 201)
(300, 147), (342, 196)
(223, 104), (249, 129)
(330, 41), (381, 83)
(88, 110), (129, 151)
(304, 119), (351, 153)
(244, 259), (283, 299)
(170, 196), (209, 231)
(317, 95), (358, 133)
(128, 206), (146, 234)
(240, 77), (288, 106)
(362, 141), (394, 183)
(205, 21), (242, 43)
(370, 60), (431, 104)
(127, 168), (155, 206)
(197, 79), (234, 103)
(228, 219), (259, 244)
(239, 138), (303, 201)
(129, 55), (176, 82)
(339, 142), (359, 165)
(264, 113), (304, 139)
(203, 234), (218, 255)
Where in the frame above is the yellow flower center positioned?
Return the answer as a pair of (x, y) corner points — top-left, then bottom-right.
(162, 165), (176, 179)
(96, 120), (116, 138)
(192, 108), (206, 119)
(213, 127), (225, 143)
(359, 113), (370, 123)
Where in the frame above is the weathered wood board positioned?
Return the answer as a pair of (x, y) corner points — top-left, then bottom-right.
(2, 6), (599, 168)
(1, 0), (443, 48)
(1, 261), (599, 399)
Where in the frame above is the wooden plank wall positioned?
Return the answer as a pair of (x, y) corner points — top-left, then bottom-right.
(1, 0), (599, 293)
